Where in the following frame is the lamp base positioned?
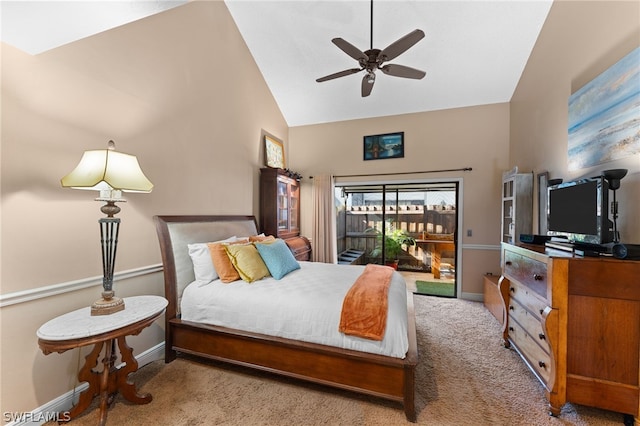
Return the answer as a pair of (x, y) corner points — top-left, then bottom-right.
(91, 291), (125, 316)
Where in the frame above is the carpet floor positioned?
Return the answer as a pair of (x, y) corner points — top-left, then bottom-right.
(51, 296), (626, 425)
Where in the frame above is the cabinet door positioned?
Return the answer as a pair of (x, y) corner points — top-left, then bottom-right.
(289, 181), (300, 234)
(500, 173), (532, 245)
(277, 180), (289, 232)
(502, 179), (515, 244)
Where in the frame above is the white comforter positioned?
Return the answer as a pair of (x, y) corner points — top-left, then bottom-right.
(180, 261), (410, 358)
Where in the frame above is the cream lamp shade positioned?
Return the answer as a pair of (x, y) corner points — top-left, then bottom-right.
(61, 140), (153, 196)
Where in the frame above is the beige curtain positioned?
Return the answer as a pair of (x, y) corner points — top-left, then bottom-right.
(311, 174), (337, 263)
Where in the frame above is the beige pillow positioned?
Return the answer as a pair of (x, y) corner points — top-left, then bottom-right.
(224, 243), (270, 283)
(249, 234), (276, 243)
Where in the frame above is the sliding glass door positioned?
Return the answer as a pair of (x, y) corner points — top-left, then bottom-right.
(335, 182), (458, 297)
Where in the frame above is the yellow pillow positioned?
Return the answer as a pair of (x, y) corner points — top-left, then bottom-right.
(224, 244), (270, 283)
(207, 240), (246, 283)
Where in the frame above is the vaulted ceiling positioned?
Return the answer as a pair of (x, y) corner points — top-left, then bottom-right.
(1, 0), (553, 127)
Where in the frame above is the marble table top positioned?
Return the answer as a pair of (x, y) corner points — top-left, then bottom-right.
(37, 295), (167, 341)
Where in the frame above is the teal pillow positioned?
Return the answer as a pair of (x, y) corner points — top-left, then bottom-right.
(255, 239), (301, 280)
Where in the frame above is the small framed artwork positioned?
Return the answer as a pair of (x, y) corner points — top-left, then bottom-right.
(363, 132), (404, 161)
(537, 172), (549, 235)
(264, 135), (285, 169)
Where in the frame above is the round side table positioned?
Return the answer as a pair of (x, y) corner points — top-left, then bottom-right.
(37, 295), (168, 426)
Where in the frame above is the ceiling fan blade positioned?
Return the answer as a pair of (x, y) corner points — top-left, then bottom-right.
(316, 68), (362, 83)
(332, 38), (368, 62)
(361, 74), (374, 97)
(380, 64), (426, 80)
(379, 29), (425, 62)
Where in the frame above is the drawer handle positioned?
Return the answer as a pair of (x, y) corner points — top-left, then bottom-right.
(510, 287), (515, 293)
(538, 333), (546, 340)
(505, 261), (513, 265)
(539, 309), (544, 315)
(538, 361), (546, 368)
(533, 274), (543, 281)
(509, 327), (514, 332)
(509, 305), (514, 311)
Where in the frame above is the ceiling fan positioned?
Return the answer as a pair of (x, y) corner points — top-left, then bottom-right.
(316, 0), (426, 97)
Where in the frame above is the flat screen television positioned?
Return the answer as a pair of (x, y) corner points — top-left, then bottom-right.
(547, 176), (613, 245)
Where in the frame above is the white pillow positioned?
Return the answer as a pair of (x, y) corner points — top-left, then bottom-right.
(188, 236), (237, 283)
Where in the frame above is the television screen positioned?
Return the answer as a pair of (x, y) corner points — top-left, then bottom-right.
(547, 177), (611, 245)
(548, 180), (598, 234)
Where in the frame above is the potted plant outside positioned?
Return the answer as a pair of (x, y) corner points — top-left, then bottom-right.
(367, 227), (416, 269)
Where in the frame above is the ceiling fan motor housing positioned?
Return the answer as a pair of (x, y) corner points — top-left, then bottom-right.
(361, 49), (383, 71)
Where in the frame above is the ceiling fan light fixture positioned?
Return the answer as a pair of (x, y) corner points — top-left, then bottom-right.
(366, 71), (376, 84)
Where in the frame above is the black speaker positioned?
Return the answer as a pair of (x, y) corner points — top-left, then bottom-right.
(520, 234), (551, 244)
(612, 243), (640, 260)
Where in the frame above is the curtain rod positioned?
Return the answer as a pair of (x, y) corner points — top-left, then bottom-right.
(309, 167), (472, 179)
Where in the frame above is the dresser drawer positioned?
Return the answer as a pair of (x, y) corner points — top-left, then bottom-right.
(508, 297), (551, 354)
(508, 319), (552, 386)
(508, 279), (548, 319)
(503, 250), (548, 299)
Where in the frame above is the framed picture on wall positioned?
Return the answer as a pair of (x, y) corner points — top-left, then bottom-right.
(363, 132), (404, 160)
(264, 135), (285, 169)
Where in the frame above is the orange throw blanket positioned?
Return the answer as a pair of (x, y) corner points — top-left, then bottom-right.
(339, 264), (393, 341)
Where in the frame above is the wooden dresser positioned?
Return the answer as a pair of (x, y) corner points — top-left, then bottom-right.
(500, 243), (640, 423)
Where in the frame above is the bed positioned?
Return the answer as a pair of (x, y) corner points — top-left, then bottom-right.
(154, 215), (418, 421)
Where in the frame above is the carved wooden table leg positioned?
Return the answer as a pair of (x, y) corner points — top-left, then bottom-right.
(114, 335), (152, 404)
(36, 296), (168, 424)
(98, 340), (114, 426)
(61, 336), (152, 425)
(64, 342), (104, 421)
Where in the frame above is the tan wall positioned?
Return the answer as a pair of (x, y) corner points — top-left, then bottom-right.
(510, 1), (640, 242)
(289, 103), (511, 297)
(0, 1), (288, 418)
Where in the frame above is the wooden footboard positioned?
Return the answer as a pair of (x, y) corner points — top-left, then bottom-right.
(154, 215), (419, 422)
(166, 292), (418, 422)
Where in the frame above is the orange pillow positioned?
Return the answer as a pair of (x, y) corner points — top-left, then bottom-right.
(207, 239), (249, 283)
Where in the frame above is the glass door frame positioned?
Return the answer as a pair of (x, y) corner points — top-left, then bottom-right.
(335, 177), (464, 298)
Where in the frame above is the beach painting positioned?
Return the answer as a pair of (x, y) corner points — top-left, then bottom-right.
(568, 47), (639, 171)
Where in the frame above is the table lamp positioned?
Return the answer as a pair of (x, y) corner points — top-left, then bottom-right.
(602, 168), (627, 243)
(61, 140), (153, 315)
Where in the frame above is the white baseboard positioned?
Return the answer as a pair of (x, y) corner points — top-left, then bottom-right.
(460, 292), (483, 302)
(6, 343), (165, 426)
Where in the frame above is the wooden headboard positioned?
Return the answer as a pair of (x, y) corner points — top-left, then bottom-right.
(154, 215), (258, 318)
